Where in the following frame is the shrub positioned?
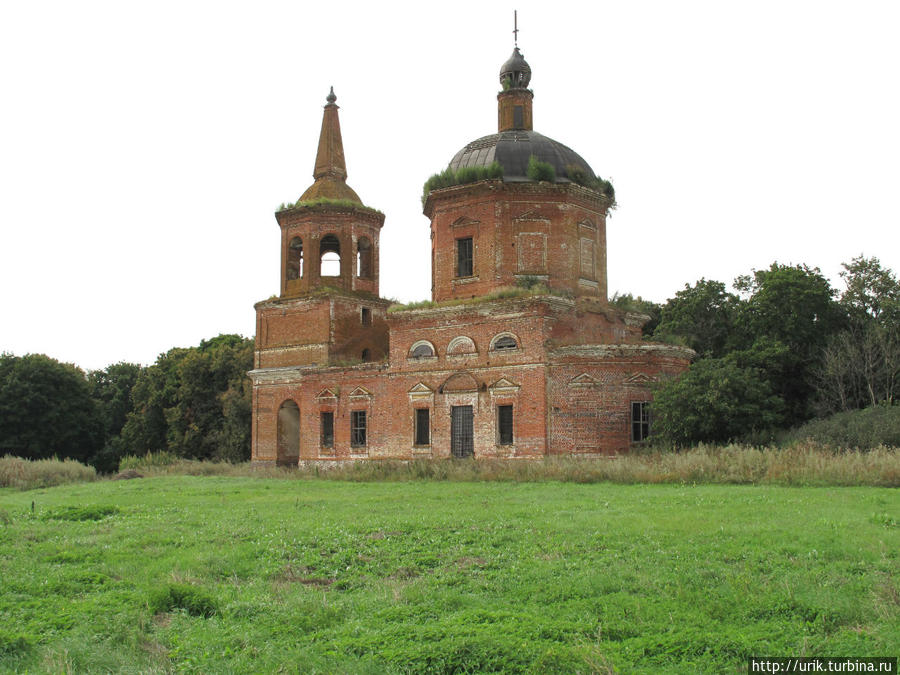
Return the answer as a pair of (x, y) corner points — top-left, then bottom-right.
(43, 505), (120, 521)
(118, 451), (181, 471)
(421, 162), (503, 205)
(0, 630), (32, 656)
(527, 155), (556, 182)
(565, 164), (615, 201)
(783, 404), (900, 450)
(149, 583), (217, 617)
(0, 456), (97, 490)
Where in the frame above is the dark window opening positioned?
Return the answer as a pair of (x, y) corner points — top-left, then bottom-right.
(361, 348), (371, 362)
(631, 402), (650, 442)
(415, 408), (430, 446)
(361, 307), (371, 326)
(457, 237), (473, 277)
(451, 405), (474, 458)
(287, 237), (303, 280)
(498, 405), (514, 445)
(321, 411), (334, 448)
(351, 410), (367, 447)
(513, 105), (524, 129)
(411, 343), (434, 358)
(493, 336), (518, 351)
(357, 237), (373, 279)
(320, 234), (341, 277)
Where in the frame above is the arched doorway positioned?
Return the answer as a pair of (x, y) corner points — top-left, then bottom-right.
(276, 400), (300, 466)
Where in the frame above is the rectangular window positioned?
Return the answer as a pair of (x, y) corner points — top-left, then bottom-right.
(498, 405), (514, 445)
(631, 402), (650, 442)
(457, 237), (473, 277)
(513, 105), (524, 129)
(321, 411), (334, 448)
(414, 408), (430, 446)
(351, 410), (367, 447)
(361, 307), (371, 326)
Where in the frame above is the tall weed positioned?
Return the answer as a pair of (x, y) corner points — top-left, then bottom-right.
(0, 456), (96, 490)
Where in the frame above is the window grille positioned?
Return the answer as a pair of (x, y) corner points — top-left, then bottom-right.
(631, 401), (650, 442)
(457, 238), (473, 277)
(351, 410), (367, 447)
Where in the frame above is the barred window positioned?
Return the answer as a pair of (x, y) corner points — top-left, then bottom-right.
(415, 408), (430, 446)
(498, 405), (514, 445)
(351, 410), (367, 447)
(631, 402), (650, 442)
(457, 237), (473, 277)
(321, 411), (334, 448)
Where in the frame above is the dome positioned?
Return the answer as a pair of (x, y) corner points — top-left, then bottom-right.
(448, 130), (596, 183)
(500, 47), (531, 89)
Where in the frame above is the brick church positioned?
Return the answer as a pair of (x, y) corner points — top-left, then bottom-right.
(249, 45), (692, 465)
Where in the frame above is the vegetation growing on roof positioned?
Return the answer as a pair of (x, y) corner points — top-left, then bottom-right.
(526, 155), (556, 183)
(421, 162), (504, 206)
(277, 197), (383, 216)
(387, 283), (572, 313)
(565, 164), (616, 202)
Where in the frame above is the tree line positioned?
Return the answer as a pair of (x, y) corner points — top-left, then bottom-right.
(2, 256), (898, 470)
(0, 334), (252, 472)
(612, 255), (899, 446)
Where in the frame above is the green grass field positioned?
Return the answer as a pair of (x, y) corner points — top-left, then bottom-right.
(1, 477), (897, 673)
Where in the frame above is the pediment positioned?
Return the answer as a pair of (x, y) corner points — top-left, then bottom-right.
(623, 372), (656, 385)
(451, 216), (480, 228)
(408, 381), (435, 401)
(568, 373), (598, 387)
(514, 209), (546, 222)
(489, 377), (520, 392)
(315, 388), (338, 401)
(348, 386), (374, 400)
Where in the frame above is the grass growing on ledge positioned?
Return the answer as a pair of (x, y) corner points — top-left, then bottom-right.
(421, 162), (504, 206)
(277, 197), (383, 216)
(565, 164), (616, 203)
(387, 283), (573, 313)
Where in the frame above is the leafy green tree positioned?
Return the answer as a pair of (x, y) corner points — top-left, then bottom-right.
(88, 362), (143, 472)
(0, 353), (103, 462)
(652, 279), (740, 357)
(815, 256), (899, 412)
(839, 255), (900, 325)
(733, 263), (844, 421)
(121, 335), (253, 462)
(651, 356), (784, 447)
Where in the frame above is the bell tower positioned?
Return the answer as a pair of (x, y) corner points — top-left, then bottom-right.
(276, 88), (384, 299)
(254, 89), (390, 370)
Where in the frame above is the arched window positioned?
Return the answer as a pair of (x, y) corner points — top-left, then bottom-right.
(357, 236), (372, 279)
(491, 333), (519, 351)
(409, 340), (436, 358)
(287, 237), (303, 280)
(320, 234), (341, 277)
(447, 336), (477, 355)
(361, 348), (371, 362)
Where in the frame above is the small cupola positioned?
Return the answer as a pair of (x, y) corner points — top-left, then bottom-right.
(499, 47), (531, 90)
(497, 48), (533, 132)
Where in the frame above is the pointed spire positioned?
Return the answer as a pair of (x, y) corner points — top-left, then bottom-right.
(299, 88), (362, 204)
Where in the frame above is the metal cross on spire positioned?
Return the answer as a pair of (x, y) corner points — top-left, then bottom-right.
(513, 10), (519, 48)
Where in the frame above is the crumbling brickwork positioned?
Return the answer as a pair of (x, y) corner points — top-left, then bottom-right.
(249, 50), (692, 465)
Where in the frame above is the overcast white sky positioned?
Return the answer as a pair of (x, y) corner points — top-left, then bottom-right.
(1, 1), (898, 371)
